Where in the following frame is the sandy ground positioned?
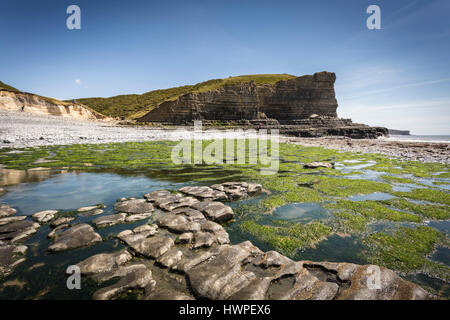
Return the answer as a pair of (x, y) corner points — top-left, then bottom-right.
(1, 110), (449, 163)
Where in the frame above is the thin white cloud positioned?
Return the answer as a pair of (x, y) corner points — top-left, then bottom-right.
(74, 79), (81, 85)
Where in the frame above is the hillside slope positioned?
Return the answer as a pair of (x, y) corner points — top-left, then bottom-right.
(0, 81), (108, 120)
(75, 74), (296, 119)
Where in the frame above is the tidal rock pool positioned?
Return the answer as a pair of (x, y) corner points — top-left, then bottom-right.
(0, 141), (449, 299)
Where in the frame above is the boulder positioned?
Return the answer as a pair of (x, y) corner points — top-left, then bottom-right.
(303, 162), (334, 169)
(76, 249), (132, 275)
(92, 268), (153, 300)
(156, 213), (201, 233)
(0, 204), (17, 218)
(0, 244), (27, 279)
(128, 235), (174, 259)
(191, 201), (234, 222)
(0, 220), (40, 243)
(50, 217), (74, 228)
(0, 216), (26, 226)
(32, 210), (58, 223)
(114, 199), (153, 214)
(92, 213), (127, 228)
(48, 224), (102, 252)
(179, 186), (227, 201)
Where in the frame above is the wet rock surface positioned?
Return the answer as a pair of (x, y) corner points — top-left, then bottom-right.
(32, 210), (58, 223)
(0, 220), (40, 244)
(0, 181), (436, 300)
(0, 204), (17, 218)
(0, 244), (27, 279)
(304, 161), (334, 169)
(48, 224), (102, 252)
(114, 199), (154, 214)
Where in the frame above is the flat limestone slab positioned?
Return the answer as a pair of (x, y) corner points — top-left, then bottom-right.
(48, 224), (102, 252)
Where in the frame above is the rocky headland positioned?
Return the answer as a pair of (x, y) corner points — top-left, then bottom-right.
(136, 72), (387, 139)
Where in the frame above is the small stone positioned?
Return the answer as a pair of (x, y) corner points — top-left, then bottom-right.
(32, 210), (58, 223)
(303, 162), (334, 169)
(92, 213), (127, 228)
(77, 205), (102, 212)
(50, 217), (74, 228)
(125, 212), (152, 222)
(0, 220), (40, 243)
(0, 205), (17, 218)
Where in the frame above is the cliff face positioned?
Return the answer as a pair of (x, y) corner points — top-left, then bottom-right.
(0, 90), (108, 120)
(137, 71), (338, 123)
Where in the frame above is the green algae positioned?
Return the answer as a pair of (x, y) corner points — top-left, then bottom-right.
(313, 177), (392, 197)
(239, 219), (332, 256)
(380, 175), (419, 185)
(393, 188), (450, 205)
(381, 198), (450, 220)
(324, 200), (422, 223)
(331, 211), (369, 234)
(363, 226), (450, 281)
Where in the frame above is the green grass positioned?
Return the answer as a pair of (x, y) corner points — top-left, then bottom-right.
(73, 74), (296, 119)
(0, 80), (20, 92)
(363, 226), (450, 281)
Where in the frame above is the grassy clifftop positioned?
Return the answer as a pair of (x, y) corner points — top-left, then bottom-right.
(74, 74), (296, 119)
(0, 81), (20, 92)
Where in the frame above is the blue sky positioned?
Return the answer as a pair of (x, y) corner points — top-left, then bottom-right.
(1, 0), (449, 134)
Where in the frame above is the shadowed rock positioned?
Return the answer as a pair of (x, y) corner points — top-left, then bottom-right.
(48, 224), (102, 252)
(0, 244), (27, 279)
(144, 288), (194, 300)
(0, 220), (40, 243)
(92, 268), (153, 300)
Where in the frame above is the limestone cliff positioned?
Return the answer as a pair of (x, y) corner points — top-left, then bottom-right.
(0, 89), (108, 120)
(137, 71), (338, 123)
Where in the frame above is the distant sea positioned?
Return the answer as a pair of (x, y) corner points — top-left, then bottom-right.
(384, 134), (450, 143)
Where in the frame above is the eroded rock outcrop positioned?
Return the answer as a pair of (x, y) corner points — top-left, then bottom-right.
(137, 72), (338, 124)
(136, 72), (387, 139)
(0, 89), (108, 120)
